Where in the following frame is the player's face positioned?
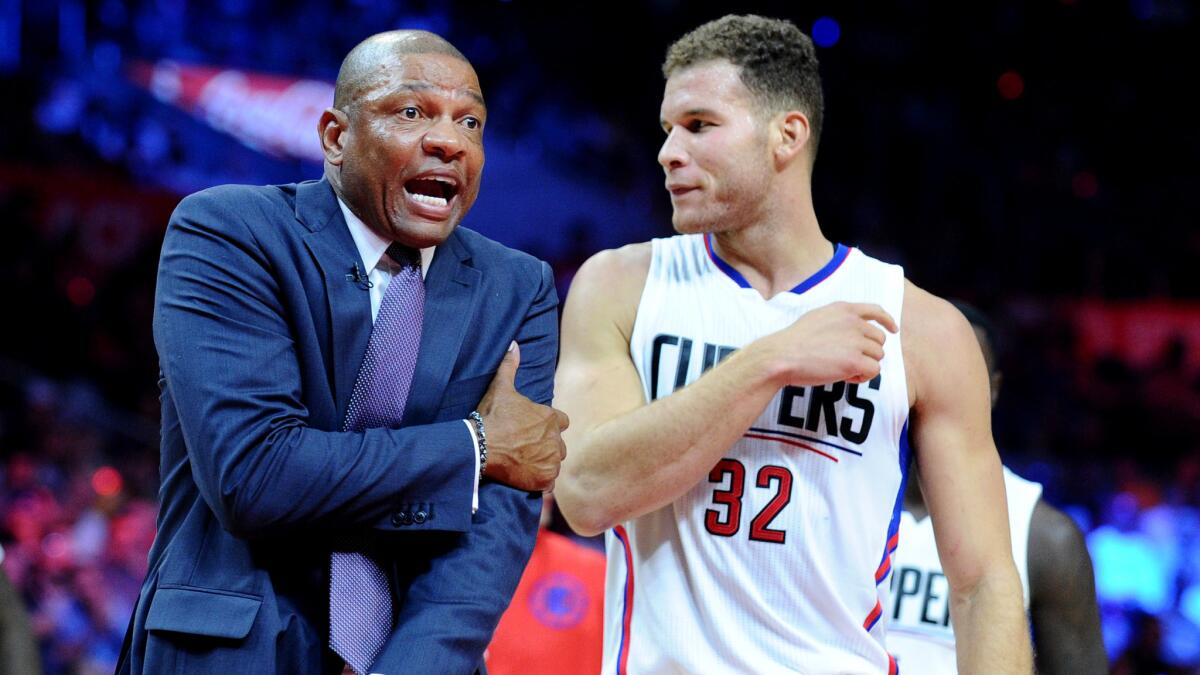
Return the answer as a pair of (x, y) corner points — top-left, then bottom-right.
(337, 52), (486, 248)
(658, 60), (773, 234)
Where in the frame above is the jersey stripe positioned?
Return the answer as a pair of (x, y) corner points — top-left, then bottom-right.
(742, 432), (839, 462)
(863, 599), (884, 632)
(703, 233), (752, 289)
(874, 532), (900, 584)
(746, 426), (864, 456)
(875, 421), (912, 585)
(613, 524), (635, 675)
(704, 233), (852, 295)
(791, 244), (852, 294)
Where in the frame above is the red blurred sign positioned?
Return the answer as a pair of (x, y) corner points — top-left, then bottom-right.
(1074, 301), (1200, 371)
(128, 60), (332, 162)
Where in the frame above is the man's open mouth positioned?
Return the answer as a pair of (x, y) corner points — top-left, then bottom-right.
(405, 176), (459, 208)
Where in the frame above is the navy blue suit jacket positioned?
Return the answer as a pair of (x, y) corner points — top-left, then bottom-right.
(116, 179), (556, 674)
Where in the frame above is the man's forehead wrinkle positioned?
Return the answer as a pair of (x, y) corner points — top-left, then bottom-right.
(359, 80), (486, 109)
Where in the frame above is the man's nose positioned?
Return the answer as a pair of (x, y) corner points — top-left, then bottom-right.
(658, 130), (687, 170)
(422, 117), (465, 160)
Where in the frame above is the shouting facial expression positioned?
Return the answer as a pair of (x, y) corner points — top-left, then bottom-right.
(658, 60), (774, 234)
(332, 52), (486, 248)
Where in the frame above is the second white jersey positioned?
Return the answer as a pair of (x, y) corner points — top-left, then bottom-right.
(603, 234), (910, 675)
(887, 467), (1043, 674)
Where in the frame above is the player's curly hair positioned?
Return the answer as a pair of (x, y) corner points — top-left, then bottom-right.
(663, 15), (824, 158)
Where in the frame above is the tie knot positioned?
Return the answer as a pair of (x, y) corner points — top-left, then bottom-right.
(386, 243), (421, 271)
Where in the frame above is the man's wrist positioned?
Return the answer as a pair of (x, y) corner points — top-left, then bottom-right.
(733, 337), (789, 389)
(468, 411), (488, 478)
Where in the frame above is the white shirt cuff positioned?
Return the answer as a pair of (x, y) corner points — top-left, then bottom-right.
(463, 419), (481, 513)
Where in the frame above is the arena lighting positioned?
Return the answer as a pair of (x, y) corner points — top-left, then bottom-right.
(127, 60), (331, 163)
(1072, 171), (1099, 199)
(92, 466), (124, 497)
(812, 17), (841, 48)
(42, 532), (70, 560)
(66, 276), (96, 306)
(997, 70), (1025, 100)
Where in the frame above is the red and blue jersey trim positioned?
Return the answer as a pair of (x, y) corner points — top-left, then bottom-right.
(746, 426), (865, 459)
(742, 430), (839, 462)
(875, 419), (912, 587)
(704, 233), (851, 295)
(863, 598), (884, 631)
(613, 524), (635, 675)
(866, 607), (900, 675)
(863, 420), (912, 648)
(874, 531), (900, 583)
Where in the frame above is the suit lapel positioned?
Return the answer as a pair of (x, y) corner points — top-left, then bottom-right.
(296, 180), (373, 423)
(403, 230), (482, 425)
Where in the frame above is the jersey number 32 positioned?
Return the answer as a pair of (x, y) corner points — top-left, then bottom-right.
(704, 458), (792, 544)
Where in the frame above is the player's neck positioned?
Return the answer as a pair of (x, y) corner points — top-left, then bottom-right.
(709, 206), (832, 299)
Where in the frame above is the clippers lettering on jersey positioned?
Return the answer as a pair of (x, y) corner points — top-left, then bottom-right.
(648, 334), (736, 401)
(890, 565), (952, 628)
(654, 330), (889, 548)
(777, 375), (881, 445)
(650, 332), (883, 452)
(742, 375), (882, 461)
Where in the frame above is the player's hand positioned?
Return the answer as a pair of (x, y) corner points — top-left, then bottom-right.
(477, 342), (570, 492)
(758, 301), (898, 386)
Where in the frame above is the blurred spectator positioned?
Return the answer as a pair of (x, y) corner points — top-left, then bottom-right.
(485, 495), (604, 675)
(1110, 612), (1186, 675)
(0, 544), (42, 674)
(1089, 492), (1172, 614)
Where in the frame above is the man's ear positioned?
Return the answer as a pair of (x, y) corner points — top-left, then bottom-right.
(772, 110), (811, 167)
(319, 108), (349, 166)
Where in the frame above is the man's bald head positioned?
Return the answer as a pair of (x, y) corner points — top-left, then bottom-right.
(333, 30), (470, 111)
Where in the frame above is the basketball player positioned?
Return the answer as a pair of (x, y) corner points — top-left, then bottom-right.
(889, 301), (1106, 674)
(553, 15), (1033, 674)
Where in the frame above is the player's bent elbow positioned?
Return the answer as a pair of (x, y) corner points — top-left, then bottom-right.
(554, 488), (617, 537)
(561, 512), (612, 538)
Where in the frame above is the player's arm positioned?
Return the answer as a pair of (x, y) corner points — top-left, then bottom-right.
(554, 245), (895, 536)
(905, 283), (1033, 675)
(1027, 500), (1107, 675)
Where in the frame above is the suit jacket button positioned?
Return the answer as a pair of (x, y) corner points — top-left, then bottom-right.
(413, 510), (428, 524)
(392, 511), (412, 526)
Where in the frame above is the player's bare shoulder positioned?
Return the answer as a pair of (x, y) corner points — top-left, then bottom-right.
(563, 242), (652, 342)
(900, 280), (985, 407)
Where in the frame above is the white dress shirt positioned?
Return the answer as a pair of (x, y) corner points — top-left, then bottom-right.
(338, 198), (481, 512)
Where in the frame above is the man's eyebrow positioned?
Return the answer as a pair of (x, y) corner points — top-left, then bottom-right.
(390, 82), (487, 109)
(661, 108), (715, 127)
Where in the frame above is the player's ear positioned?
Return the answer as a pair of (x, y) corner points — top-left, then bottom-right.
(320, 107), (350, 166)
(772, 110), (811, 167)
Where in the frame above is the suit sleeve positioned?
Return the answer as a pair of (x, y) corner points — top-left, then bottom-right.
(370, 260), (558, 675)
(154, 190), (476, 539)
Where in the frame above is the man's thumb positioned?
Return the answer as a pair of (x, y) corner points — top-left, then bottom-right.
(497, 341), (521, 384)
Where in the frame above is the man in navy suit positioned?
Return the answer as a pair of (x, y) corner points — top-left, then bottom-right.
(117, 30), (568, 674)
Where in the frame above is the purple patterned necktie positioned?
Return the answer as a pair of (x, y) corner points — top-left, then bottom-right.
(331, 243), (424, 675)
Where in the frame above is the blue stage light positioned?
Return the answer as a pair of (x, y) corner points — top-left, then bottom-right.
(812, 17), (840, 48)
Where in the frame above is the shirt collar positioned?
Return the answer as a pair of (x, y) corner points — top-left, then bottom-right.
(337, 197), (435, 279)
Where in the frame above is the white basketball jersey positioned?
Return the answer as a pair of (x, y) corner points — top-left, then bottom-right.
(603, 234), (910, 675)
(887, 467), (1042, 674)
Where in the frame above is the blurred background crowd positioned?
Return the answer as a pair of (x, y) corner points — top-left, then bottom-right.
(0, 0), (1197, 672)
